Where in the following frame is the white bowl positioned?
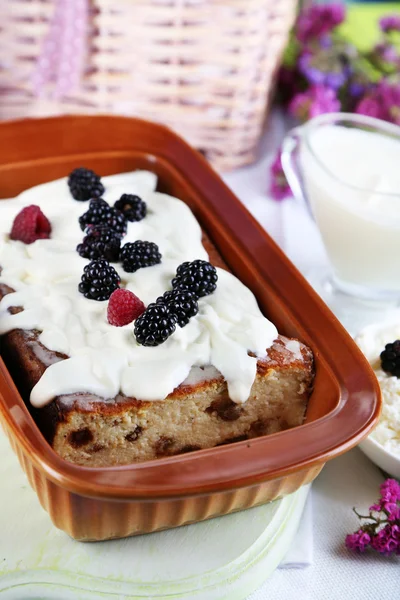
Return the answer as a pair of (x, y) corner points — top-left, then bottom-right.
(359, 436), (400, 479)
(354, 314), (400, 478)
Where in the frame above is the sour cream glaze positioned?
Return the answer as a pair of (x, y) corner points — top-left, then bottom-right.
(0, 171), (278, 408)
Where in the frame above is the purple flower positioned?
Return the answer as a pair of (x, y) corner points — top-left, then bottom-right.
(269, 149), (292, 201)
(325, 71), (347, 90)
(370, 524), (399, 556)
(298, 53), (326, 85)
(345, 529), (371, 552)
(298, 52), (348, 90)
(348, 75), (369, 98)
(319, 35), (333, 50)
(296, 3), (346, 43)
(380, 479), (400, 503)
(289, 85), (341, 121)
(380, 14), (400, 33)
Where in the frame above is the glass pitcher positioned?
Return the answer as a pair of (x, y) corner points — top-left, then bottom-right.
(281, 113), (400, 301)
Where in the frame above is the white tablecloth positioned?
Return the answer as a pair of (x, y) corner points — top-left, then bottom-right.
(223, 110), (400, 600)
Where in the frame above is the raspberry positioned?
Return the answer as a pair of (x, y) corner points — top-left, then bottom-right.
(78, 259), (120, 301)
(134, 303), (177, 346)
(107, 288), (146, 327)
(172, 260), (218, 298)
(120, 241), (162, 273)
(76, 224), (121, 262)
(68, 167), (104, 201)
(157, 289), (198, 327)
(79, 199), (127, 237)
(114, 194), (147, 222)
(10, 205), (51, 244)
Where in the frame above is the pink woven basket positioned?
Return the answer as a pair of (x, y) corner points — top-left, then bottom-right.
(1, 0), (297, 170)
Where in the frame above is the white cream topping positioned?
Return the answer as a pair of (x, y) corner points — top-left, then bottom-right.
(356, 313), (400, 456)
(0, 171), (278, 408)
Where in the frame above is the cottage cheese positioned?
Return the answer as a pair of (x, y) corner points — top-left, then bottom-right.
(356, 315), (400, 456)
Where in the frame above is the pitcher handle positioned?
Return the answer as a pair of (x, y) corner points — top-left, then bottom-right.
(281, 126), (307, 209)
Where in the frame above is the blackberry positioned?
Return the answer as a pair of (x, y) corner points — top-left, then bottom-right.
(172, 260), (218, 298)
(380, 340), (400, 377)
(120, 241), (162, 273)
(78, 259), (120, 301)
(106, 208), (128, 237)
(68, 167), (104, 201)
(76, 225), (121, 262)
(134, 303), (177, 346)
(157, 289), (198, 327)
(79, 199), (110, 230)
(79, 199), (127, 237)
(114, 194), (147, 222)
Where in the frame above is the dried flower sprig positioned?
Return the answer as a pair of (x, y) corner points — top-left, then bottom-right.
(345, 478), (400, 556)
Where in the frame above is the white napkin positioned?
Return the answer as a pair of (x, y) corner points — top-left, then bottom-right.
(279, 492), (313, 569)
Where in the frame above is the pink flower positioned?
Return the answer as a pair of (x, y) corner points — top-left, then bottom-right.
(345, 530), (371, 552)
(269, 149), (292, 201)
(370, 524), (399, 556)
(380, 479), (400, 503)
(383, 502), (400, 521)
(391, 524), (400, 554)
(374, 42), (400, 65)
(289, 85), (341, 122)
(296, 3), (346, 43)
(356, 82), (400, 125)
(355, 95), (385, 120)
(380, 15), (400, 33)
(346, 478), (400, 557)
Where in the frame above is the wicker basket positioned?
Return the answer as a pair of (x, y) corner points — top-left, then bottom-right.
(1, 0), (297, 171)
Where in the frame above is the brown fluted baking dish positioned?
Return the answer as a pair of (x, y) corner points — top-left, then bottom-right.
(0, 116), (381, 541)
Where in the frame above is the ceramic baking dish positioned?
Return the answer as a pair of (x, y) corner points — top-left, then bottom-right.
(0, 116), (380, 541)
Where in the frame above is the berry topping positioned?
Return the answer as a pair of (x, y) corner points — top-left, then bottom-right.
(68, 167), (104, 201)
(380, 341), (400, 377)
(157, 289), (198, 327)
(76, 225), (121, 262)
(172, 260), (218, 298)
(79, 199), (127, 237)
(78, 259), (120, 301)
(107, 288), (146, 327)
(120, 241), (162, 273)
(134, 303), (177, 346)
(10, 205), (51, 244)
(114, 194), (147, 222)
